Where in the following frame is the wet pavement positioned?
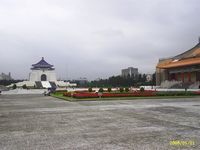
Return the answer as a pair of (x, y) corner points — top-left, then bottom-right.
(0, 94), (200, 150)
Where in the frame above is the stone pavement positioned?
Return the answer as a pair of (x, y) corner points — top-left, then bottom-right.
(0, 94), (200, 149)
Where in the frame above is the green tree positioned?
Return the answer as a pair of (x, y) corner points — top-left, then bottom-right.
(152, 72), (156, 85)
(13, 84), (17, 89)
(107, 87), (112, 92)
(142, 74), (147, 82)
(138, 74), (142, 82)
(119, 87), (124, 93)
(140, 87), (144, 92)
(88, 87), (93, 92)
(125, 87), (129, 92)
(22, 84), (27, 89)
(98, 87), (104, 93)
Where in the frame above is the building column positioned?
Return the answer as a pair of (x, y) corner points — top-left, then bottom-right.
(175, 73), (178, 81)
(196, 71), (200, 81)
(188, 72), (191, 82)
(181, 72), (184, 82)
(168, 73), (171, 81)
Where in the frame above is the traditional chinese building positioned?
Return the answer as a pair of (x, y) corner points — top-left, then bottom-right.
(29, 57), (57, 82)
(9, 57), (76, 89)
(156, 38), (200, 88)
(28, 57), (57, 88)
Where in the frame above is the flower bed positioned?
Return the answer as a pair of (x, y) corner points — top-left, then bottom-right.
(62, 90), (200, 99)
(73, 93), (99, 98)
(101, 92), (156, 97)
(63, 92), (72, 97)
(193, 91), (200, 95)
(65, 91), (156, 98)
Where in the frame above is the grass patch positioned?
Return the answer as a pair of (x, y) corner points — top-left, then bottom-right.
(51, 93), (200, 102)
(51, 93), (74, 101)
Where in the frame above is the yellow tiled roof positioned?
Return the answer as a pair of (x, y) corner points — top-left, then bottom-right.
(157, 57), (200, 69)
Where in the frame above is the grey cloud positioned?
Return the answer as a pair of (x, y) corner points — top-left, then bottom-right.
(0, 0), (200, 80)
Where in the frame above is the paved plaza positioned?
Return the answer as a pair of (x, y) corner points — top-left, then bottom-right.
(0, 94), (200, 149)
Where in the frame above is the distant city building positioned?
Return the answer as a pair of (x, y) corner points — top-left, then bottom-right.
(121, 67), (138, 78)
(156, 38), (200, 88)
(0, 72), (12, 80)
(146, 74), (153, 82)
(73, 77), (88, 86)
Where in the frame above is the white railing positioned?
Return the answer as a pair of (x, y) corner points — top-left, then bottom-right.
(189, 81), (200, 89)
(160, 80), (182, 88)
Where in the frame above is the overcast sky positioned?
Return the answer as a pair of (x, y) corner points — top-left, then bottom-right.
(0, 0), (200, 80)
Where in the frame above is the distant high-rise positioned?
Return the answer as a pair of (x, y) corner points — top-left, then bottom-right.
(121, 67), (138, 78)
(0, 72), (12, 80)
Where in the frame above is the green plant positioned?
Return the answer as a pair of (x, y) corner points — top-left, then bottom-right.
(99, 87), (104, 93)
(54, 90), (68, 94)
(108, 87), (112, 92)
(22, 84), (27, 89)
(119, 87), (124, 93)
(88, 87), (93, 92)
(13, 84), (17, 89)
(156, 91), (196, 96)
(125, 87), (129, 92)
(140, 87), (144, 92)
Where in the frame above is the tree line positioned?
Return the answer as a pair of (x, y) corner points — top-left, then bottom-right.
(77, 73), (156, 87)
(0, 80), (23, 86)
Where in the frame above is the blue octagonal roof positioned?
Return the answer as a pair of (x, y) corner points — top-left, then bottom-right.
(32, 57), (54, 69)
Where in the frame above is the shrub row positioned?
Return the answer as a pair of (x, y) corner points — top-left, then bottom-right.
(155, 91), (197, 96)
(100, 92), (155, 97)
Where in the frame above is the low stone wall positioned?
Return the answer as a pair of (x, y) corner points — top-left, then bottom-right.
(1, 89), (46, 95)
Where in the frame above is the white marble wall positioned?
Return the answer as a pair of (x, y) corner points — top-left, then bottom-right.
(29, 69), (57, 81)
